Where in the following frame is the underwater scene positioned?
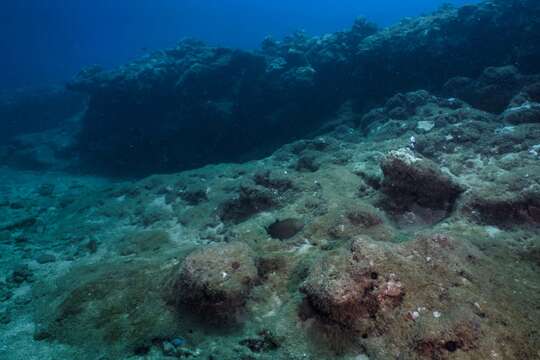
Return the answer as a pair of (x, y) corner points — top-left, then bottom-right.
(1, 0), (540, 359)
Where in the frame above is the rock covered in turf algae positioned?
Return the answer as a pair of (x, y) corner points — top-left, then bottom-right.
(174, 242), (258, 320)
(298, 235), (533, 358)
(380, 148), (464, 210)
(501, 101), (540, 124)
(465, 185), (540, 226)
(300, 236), (405, 333)
(267, 218), (304, 240)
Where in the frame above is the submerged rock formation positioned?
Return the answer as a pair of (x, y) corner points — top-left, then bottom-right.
(3, 81), (539, 359)
(67, 0), (540, 176)
(380, 148), (464, 211)
(173, 242), (258, 321)
(2, 1), (540, 359)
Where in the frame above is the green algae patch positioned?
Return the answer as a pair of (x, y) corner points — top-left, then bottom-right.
(33, 258), (180, 358)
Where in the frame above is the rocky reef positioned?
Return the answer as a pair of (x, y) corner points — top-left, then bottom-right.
(66, 0), (540, 176)
(1, 60), (540, 358)
(0, 0), (540, 359)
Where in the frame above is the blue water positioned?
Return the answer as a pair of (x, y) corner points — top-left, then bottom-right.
(1, 0), (475, 91)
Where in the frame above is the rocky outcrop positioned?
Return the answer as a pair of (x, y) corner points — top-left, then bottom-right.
(443, 65), (540, 114)
(464, 185), (540, 226)
(67, 0), (540, 176)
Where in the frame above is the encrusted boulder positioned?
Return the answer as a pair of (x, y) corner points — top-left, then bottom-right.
(501, 101), (540, 124)
(380, 148), (464, 210)
(300, 236), (405, 333)
(464, 185), (540, 226)
(298, 233), (539, 359)
(173, 242), (258, 320)
(266, 218), (305, 240)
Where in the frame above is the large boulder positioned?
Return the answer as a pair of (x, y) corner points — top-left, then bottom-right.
(380, 148), (464, 210)
(464, 185), (540, 226)
(173, 242), (259, 321)
(299, 234), (537, 359)
(300, 238), (404, 333)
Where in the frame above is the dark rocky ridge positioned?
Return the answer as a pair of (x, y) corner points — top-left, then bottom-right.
(68, 0), (540, 176)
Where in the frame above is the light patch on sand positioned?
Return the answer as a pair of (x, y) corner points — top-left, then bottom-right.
(149, 195), (173, 212)
(485, 226), (501, 238)
(417, 120), (435, 132)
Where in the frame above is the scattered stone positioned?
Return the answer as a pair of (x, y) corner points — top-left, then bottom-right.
(220, 185), (278, 223)
(0, 283), (14, 302)
(179, 189), (208, 205)
(1, 216), (37, 231)
(9, 264), (34, 284)
(36, 253), (57, 264)
(346, 207), (383, 228)
(267, 218), (304, 240)
(239, 330), (281, 353)
(0, 311), (11, 325)
(86, 239), (98, 254)
(170, 338), (187, 348)
(254, 171), (294, 192)
(9, 201), (24, 210)
(295, 155), (320, 172)
(15, 295), (32, 306)
(37, 183), (55, 197)
(0, 230), (10, 243)
(162, 341), (177, 357)
(33, 330), (52, 341)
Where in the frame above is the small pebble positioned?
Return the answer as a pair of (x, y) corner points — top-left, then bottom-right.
(36, 254), (56, 264)
(162, 341), (177, 356)
(171, 338), (187, 347)
(0, 311), (11, 325)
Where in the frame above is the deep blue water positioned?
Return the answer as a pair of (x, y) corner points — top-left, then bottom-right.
(1, 0), (475, 91)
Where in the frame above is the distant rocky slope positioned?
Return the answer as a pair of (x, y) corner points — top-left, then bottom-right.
(0, 86), (85, 144)
(67, 0), (540, 176)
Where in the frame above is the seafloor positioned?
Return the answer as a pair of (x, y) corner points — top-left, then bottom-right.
(1, 1), (540, 360)
(1, 83), (540, 359)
